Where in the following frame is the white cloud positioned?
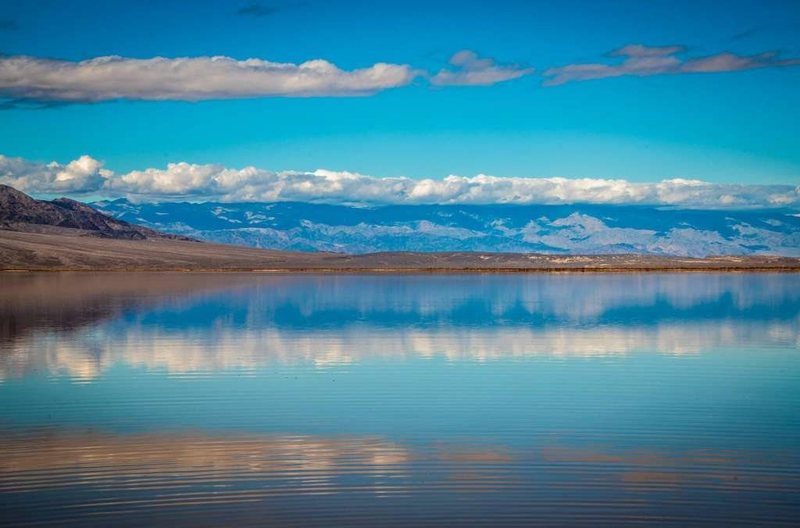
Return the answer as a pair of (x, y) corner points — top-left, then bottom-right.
(430, 50), (533, 86)
(2, 47), (790, 101)
(0, 55), (418, 102)
(544, 44), (800, 85)
(0, 154), (111, 192)
(1, 153), (798, 209)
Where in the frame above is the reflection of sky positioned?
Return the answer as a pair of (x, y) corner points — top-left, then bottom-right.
(0, 273), (797, 446)
(1, 273), (798, 381)
(2, 427), (797, 526)
(2, 321), (799, 381)
(119, 273), (800, 330)
(1, 273), (799, 525)
(3, 272), (799, 332)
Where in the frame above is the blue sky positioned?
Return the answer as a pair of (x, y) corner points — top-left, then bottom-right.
(0, 0), (799, 192)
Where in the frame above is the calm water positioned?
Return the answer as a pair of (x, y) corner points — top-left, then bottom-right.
(0, 272), (799, 526)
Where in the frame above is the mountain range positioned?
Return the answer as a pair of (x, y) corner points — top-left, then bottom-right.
(2, 184), (800, 270)
(93, 198), (800, 257)
(0, 184), (191, 241)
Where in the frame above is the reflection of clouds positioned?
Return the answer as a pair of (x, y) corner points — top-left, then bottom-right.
(0, 429), (411, 495)
(2, 428), (794, 524)
(0, 428), (519, 505)
(2, 319), (797, 381)
(541, 446), (738, 466)
(2, 272), (798, 381)
(539, 445), (796, 493)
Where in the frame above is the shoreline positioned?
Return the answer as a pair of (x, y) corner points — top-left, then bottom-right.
(3, 266), (800, 273)
(3, 228), (799, 273)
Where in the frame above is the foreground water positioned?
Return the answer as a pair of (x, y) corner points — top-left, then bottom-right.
(0, 272), (798, 526)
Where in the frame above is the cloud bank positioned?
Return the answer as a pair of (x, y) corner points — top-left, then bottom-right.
(431, 50), (533, 86)
(1, 154), (798, 209)
(544, 44), (800, 85)
(0, 55), (417, 102)
(0, 45), (797, 102)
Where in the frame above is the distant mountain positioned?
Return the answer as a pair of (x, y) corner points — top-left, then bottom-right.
(92, 198), (800, 257)
(0, 185), (193, 241)
(2, 185), (799, 270)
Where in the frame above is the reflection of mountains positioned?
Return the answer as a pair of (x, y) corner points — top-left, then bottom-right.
(119, 274), (800, 331)
(3, 320), (798, 380)
(129, 273), (800, 329)
(2, 273), (799, 380)
(4, 273), (798, 335)
(0, 272), (261, 341)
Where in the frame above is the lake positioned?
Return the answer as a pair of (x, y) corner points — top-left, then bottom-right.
(1, 272), (798, 526)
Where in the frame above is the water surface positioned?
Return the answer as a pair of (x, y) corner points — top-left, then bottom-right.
(1, 272), (799, 526)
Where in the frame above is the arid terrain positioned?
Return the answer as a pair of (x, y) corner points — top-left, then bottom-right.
(2, 185), (799, 272)
(2, 227), (799, 272)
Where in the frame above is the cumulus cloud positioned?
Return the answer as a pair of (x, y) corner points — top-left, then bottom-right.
(430, 50), (533, 86)
(0, 154), (111, 193)
(1, 153), (798, 209)
(0, 55), (418, 102)
(544, 44), (800, 85)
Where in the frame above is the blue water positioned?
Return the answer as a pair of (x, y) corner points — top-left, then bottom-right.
(0, 272), (798, 526)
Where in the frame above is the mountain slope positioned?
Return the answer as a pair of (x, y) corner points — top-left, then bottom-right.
(93, 199), (800, 257)
(0, 185), (193, 241)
